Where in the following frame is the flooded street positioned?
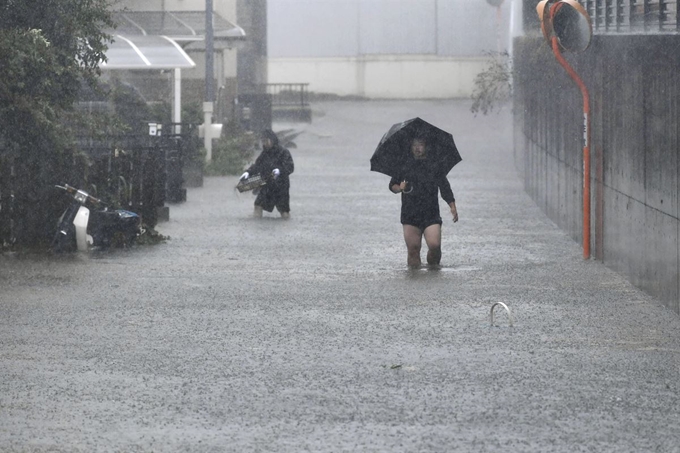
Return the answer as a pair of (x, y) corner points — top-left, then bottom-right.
(2, 100), (679, 452)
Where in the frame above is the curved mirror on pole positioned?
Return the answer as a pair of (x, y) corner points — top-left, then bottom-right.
(534, 0), (594, 260)
(536, 0), (558, 44)
(551, 0), (592, 53)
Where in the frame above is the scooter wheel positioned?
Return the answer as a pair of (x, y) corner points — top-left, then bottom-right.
(51, 231), (75, 253)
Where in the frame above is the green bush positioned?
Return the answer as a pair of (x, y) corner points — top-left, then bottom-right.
(205, 120), (258, 176)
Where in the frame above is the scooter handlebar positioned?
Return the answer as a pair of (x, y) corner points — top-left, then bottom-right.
(55, 184), (103, 205)
(87, 194), (103, 205)
(55, 184), (75, 193)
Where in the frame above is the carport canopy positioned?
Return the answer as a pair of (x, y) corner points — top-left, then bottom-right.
(102, 11), (246, 69)
(102, 34), (195, 69)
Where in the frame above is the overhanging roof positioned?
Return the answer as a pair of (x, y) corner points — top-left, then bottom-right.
(112, 11), (246, 42)
(102, 35), (195, 70)
(102, 11), (246, 70)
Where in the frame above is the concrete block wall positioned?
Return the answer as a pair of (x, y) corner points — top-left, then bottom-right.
(513, 35), (680, 314)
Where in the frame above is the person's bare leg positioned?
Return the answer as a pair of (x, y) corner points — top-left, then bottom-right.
(253, 205), (263, 218)
(423, 223), (442, 266)
(276, 206), (290, 219)
(403, 224), (423, 268)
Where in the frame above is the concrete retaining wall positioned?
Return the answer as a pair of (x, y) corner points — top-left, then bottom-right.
(513, 35), (680, 314)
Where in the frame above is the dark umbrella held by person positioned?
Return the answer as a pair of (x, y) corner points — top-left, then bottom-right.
(240, 129), (295, 219)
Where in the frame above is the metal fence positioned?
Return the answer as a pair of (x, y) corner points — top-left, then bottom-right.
(263, 83), (310, 107)
(74, 125), (201, 221)
(267, 83), (310, 122)
(583, 0), (680, 33)
(0, 124), (200, 248)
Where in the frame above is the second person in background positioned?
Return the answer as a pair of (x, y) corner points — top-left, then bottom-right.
(240, 129), (295, 219)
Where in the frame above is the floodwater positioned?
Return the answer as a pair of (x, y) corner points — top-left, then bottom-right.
(1, 100), (679, 452)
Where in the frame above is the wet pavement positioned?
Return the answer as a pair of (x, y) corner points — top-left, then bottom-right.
(1, 100), (680, 452)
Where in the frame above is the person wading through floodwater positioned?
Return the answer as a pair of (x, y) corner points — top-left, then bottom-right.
(240, 129), (295, 219)
(389, 136), (458, 268)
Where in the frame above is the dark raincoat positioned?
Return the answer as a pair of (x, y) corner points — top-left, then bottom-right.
(246, 136), (295, 213)
(389, 158), (455, 228)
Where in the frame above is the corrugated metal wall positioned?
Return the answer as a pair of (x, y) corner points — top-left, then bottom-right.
(514, 34), (680, 314)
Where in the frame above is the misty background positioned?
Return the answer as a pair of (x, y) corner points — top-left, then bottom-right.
(267, 0), (512, 58)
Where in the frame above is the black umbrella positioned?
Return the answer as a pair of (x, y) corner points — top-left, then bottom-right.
(370, 117), (462, 179)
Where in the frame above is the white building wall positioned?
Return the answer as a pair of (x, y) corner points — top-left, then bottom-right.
(266, 0), (512, 99)
(268, 0), (512, 58)
(268, 55), (490, 99)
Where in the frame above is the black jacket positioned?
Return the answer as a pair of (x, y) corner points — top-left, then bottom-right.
(389, 159), (454, 223)
(246, 144), (294, 212)
(246, 144), (294, 181)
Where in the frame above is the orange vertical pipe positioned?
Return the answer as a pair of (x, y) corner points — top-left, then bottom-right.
(551, 36), (591, 259)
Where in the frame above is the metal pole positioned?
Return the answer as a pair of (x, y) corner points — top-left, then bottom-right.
(509, 0), (515, 59)
(205, 0), (214, 102)
(434, 0), (438, 55)
(496, 5), (503, 54)
(173, 68), (181, 135)
(204, 0), (214, 161)
(356, 1), (361, 55)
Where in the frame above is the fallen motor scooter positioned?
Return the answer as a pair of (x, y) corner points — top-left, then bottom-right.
(52, 184), (143, 252)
